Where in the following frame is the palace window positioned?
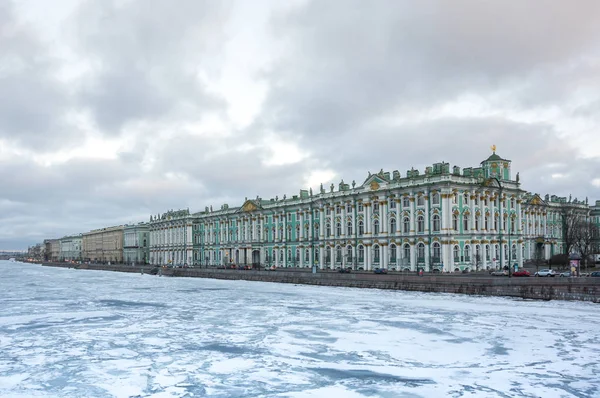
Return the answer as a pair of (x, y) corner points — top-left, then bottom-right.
(326, 247), (331, 264)
(390, 218), (397, 233)
(453, 245), (460, 262)
(358, 221), (364, 236)
(336, 223), (342, 237)
(403, 217), (410, 233)
(403, 244), (410, 260)
(417, 243), (425, 260)
(390, 244), (397, 262)
(452, 193), (458, 204)
(314, 250), (319, 262)
(358, 202), (364, 212)
(432, 214), (440, 232)
(373, 220), (380, 235)
(463, 193), (469, 205)
(336, 206), (341, 214)
(347, 203), (352, 213)
(432, 242), (441, 261)
(484, 216), (489, 230)
(432, 193), (440, 205)
(295, 226), (299, 240)
(347, 245), (353, 262)
(326, 224), (331, 237)
(417, 195), (425, 206)
(463, 214), (469, 231)
(305, 249), (309, 262)
(295, 249), (300, 262)
(494, 215), (498, 230)
(326, 208), (331, 215)
(474, 196), (479, 206)
(452, 214), (459, 231)
(347, 222), (353, 236)
(373, 203), (379, 214)
(464, 245), (471, 262)
(373, 245), (380, 263)
(336, 246), (342, 262)
(486, 245), (490, 261)
(358, 245), (365, 263)
(475, 217), (479, 230)
(417, 215), (425, 233)
(403, 197), (410, 208)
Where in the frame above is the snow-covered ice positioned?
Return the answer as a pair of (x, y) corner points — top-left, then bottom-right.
(0, 261), (598, 397)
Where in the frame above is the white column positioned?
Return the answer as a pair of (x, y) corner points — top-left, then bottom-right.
(383, 245), (388, 269)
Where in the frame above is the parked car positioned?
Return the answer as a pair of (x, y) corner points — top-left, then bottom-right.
(534, 269), (556, 277)
(513, 269), (531, 277)
(590, 271), (600, 277)
(267, 265), (277, 271)
(338, 267), (352, 273)
(491, 270), (508, 276)
(373, 268), (388, 274)
(559, 271), (572, 277)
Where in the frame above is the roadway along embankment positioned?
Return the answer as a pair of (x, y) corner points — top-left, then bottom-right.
(41, 263), (600, 303)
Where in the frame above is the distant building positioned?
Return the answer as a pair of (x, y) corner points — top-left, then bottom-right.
(123, 223), (149, 264)
(148, 209), (194, 266)
(59, 234), (82, 262)
(43, 239), (60, 262)
(82, 226), (124, 263)
(188, 149), (590, 272)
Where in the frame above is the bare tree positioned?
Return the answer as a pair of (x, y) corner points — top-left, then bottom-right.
(574, 220), (599, 271)
(557, 204), (584, 265)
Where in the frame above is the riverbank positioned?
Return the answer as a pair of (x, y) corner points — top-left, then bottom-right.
(41, 262), (600, 302)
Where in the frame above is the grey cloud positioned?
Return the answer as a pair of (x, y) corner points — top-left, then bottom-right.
(72, 0), (231, 131)
(0, 2), (74, 149)
(264, 0), (600, 137)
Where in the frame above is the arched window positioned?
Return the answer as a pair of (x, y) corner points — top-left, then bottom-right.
(417, 195), (425, 206)
(336, 246), (342, 262)
(511, 244), (517, 260)
(417, 243), (425, 260)
(336, 223), (341, 237)
(358, 245), (365, 262)
(314, 249), (319, 262)
(304, 224), (309, 237)
(463, 214), (469, 231)
(346, 245), (353, 262)
(453, 214), (459, 231)
(403, 197), (410, 208)
(453, 245), (460, 261)
(403, 244), (410, 260)
(358, 221), (364, 236)
(465, 245), (471, 262)
(347, 203), (352, 213)
(314, 224), (319, 237)
(326, 224), (331, 237)
(373, 245), (380, 263)
(484, 215), (489, 230)
(390, 244), (397, 262)
(403, 217), (410, 233)
(432, 242), (441, 261)
(347, 222), (352, 236)
(305, 249), (309, 262)
(373, 220), (380, 235)
(326, 247), (331, 264)
(295, 249), (300, 261)
(485, 245), (490, 260)
(390, 218), (397, 233)
(417, 215), (425, 233)
(280, 250), (284, 261)
(432, 193), (440, 205)
(494, 215), (498, 230)
(432, 214), (440, 232)
(463, 193), (469, 205)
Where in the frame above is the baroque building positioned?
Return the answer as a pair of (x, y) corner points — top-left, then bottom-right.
(123, 223), (149, 264)
(148, 209), (194, 266)
(189, 150), (592, 272)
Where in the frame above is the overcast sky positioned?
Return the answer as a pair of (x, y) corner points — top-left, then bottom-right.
(2, 0), (600, 250)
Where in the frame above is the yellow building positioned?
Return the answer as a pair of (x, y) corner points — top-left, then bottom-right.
(82, 226), (124, 263)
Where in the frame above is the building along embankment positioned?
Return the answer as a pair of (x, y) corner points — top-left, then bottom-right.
(41, 262), (600, 303)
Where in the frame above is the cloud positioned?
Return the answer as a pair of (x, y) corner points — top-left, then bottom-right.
(71, 0), (231, 131)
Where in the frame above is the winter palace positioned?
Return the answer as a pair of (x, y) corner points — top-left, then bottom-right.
(147, 149), (594, 272)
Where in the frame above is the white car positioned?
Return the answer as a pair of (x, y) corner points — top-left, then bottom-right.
(534, 269), (556, 277)
(491, 270), (508, 276)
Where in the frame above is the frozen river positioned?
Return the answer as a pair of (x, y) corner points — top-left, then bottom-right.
(0, 261), (599, 397)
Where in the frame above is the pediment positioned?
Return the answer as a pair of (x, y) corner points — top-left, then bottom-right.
(238, 200), (262, 213)
(362, 173), (389, 191)
(528, 194), (546, 206)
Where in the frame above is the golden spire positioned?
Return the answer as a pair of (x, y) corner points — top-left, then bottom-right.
(491, 144), (496, 153)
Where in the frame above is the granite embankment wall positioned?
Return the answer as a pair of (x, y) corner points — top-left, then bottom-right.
(42, 263), (600, 303)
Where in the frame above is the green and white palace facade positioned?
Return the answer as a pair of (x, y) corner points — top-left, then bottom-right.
(148, 150), (593, 272)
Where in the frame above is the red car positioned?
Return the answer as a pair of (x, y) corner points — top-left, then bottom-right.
(512, 269), (531, 277)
